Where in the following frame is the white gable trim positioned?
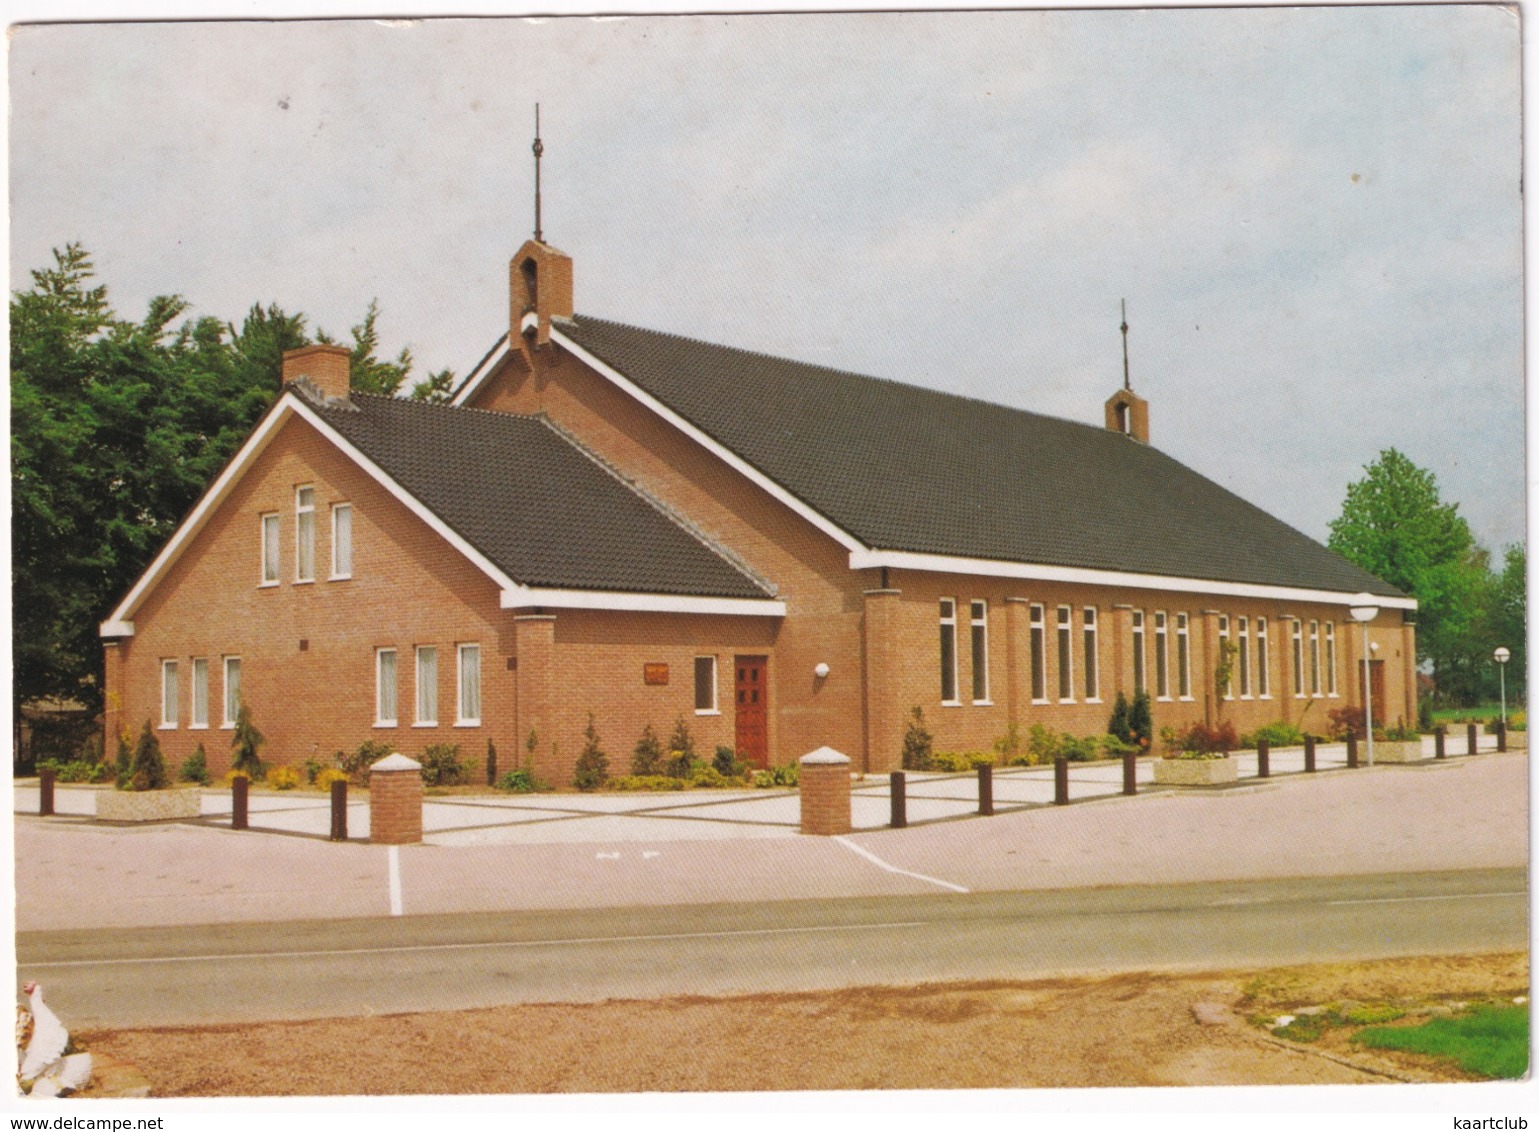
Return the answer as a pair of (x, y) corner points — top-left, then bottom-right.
(499, 587), (785, 617)
(549, 325), (868, 553)
(449, 334), (513, 406)
(847, 548), (1418, 611)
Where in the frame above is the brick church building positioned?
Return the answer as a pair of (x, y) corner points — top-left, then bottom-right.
(99, 237), (1416, 782)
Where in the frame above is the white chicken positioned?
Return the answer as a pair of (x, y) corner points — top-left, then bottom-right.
(16, 982), (91, 1097)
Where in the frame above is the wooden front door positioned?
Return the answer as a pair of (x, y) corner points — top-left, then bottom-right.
(1360, 659), (1387, 724)
(734, 656), (769, 768)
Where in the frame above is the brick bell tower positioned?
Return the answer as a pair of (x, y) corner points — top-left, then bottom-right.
(510, 105), (573, 351)
(1104, 299), (1149, 444)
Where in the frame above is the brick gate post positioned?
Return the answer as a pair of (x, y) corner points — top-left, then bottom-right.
(369, 752), (424, 845)
(799, 747), (852, 836)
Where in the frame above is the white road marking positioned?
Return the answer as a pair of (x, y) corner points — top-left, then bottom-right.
(21, 921), (928, 969)
(833, 836), (969, 893)
(1326, 891), (1526, 906)
(388, 845), (402, 917)
(596, 851), (620, 859)
(642, 851), (661, 859)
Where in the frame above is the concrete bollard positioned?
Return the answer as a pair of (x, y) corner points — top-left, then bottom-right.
(231, 776), (249, 830)
(1256, 739), (1270, 779)
(1467, 722), (1479, 756)
(1054, 757), (1069, 805)
(329, 779), (348, 841)
(1496, 721), (1507, 753)
(1304, 735), (1316, 773)
(1122, 751), (1137, 796)
(369, 753), (424, 845)
(889, 771), (907, 829)
(977, 764), (994, 816)
(38, 767), (55, 817)
(799, 747), (852, 836)
(1435, 727), (1446, 759)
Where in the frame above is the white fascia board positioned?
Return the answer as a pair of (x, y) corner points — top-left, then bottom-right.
(500, 587), (786, 617)
(549, 326), (868, 554)
(847, 548), (1419, 611)
(102, 392), (522, 636)
(450, 340), (514, 407)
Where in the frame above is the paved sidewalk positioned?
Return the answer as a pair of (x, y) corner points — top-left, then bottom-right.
(14, 742), (1526, 932)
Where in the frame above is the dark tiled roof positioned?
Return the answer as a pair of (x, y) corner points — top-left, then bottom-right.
(558, 315), (1405, 599)
(309, 393), (772, 600)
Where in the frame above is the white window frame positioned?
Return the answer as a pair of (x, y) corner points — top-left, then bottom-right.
(1082, 606), (1100, 703)
(1291, 620), (1305, 698)
(939, 598), (960, 706)
(190, 658), (209, 729)
(695, 655), (719, 715)
(375, 648), (398, 727)
(414, 645), (438, 727)
(1176, 612), (1192, 700)
(260, 513), (280, 586)
(1257, 617), (1271, 699)
(1218, 615), (1233, 700)
(1154, 611), (1170, 700)
(1029, 603), (1048, 704)
(1237, 617), (1251, 699)
(1326, 621), (1338, 696)
(456, 643), (481, 726)
(1309, 620), (1322, 697)
(160, 659), (179, 729)
(295, 485), (316, 583)
(1056, 605), (1074, 702)
(1131, 610), (1146, 694)
(330, 502), (353, 580)
(970, 600), (991, 704)
(222, 656), (241, 728)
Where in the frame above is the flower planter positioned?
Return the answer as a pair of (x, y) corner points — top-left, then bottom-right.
(1153, 756), (1238, 786)
(95, 787), (202, 822)
(1371, 739), (1424, 764)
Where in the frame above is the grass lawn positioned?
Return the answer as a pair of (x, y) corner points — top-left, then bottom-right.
(1430, 704), (1524, 725)
(1352, 1005), (1529, 1079)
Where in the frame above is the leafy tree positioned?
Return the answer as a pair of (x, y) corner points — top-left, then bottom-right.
(318, 299), (413, 396)
(409, 368), (458, 404)
(1488, 545), (1526, 701)
(573, 714), (609, 792)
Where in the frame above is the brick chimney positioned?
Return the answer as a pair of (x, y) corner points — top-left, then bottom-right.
(510, 238), (574, 348)
(282, 344), (352, 403)
(1104, 388), (1149, 444)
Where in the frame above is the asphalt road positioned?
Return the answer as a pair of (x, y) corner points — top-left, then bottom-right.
(18, 867), (1526, 1029)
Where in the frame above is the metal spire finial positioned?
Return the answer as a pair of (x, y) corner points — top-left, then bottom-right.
(1120, 298), (1131, 392)
(532, 104), (544, 243)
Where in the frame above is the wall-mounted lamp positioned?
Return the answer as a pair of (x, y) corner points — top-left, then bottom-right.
(814, 663), (830, 679)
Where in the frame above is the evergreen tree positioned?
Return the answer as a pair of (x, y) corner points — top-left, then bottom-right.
(485, 738), (498, 786)
(1128, 690), (1154, 751)
(1107, 692), (1132, 745)
(128, 719), (168, 791)
(230, 704), (265, 778)
(901, 705), (934, 771)
(665, 716), (697, 778)
(573, 714), (610, 792)
(631, 723), (663, 776)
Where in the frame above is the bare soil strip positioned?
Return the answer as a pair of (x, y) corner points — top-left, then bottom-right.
(75, 951), (1526, 1096)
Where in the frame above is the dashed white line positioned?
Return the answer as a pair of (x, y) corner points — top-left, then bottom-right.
(388, 845), (403, 916)
(834, 836), (969, 893)
(1327, 891), (1525, 907)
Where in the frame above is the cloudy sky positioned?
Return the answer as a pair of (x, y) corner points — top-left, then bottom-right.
(8, 4), (1525, 555)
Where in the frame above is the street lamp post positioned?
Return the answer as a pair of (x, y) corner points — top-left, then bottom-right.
(1349, 594), (1381, 767)
(1494, 646), (1511, 726)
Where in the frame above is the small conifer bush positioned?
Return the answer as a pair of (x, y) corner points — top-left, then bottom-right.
(573, 714), (610, 792)
(632, 723), (663, 776)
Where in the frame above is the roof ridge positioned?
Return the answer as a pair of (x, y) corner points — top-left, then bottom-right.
(344, 389), (545, 425)
(535, 413), (779, 598)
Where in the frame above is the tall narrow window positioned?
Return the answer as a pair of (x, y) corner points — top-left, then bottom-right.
(191, 658), (209, 728)
(415, 646), (438, 725)
(457, 644), (481, 725)
(1176, 613), (1191, 699)
(376, 649), (398, 726)
(261, 514), (280, 585)
(295, 486), (315, 582)
(939, 599), (959, 704)
(1257, 617), (1270, 698)
(222, 657), (241, 727)
(970, 601), (989, 703)
(1057, 606), (1074, 701)
(1291, 620), (1305, 697)
(1237, 617), (1251, 698)
(1083, 607), (1099, 701)
(1155, 612), (1170, 699)
(695, 656), (718, 713)
(1030, 604), (1047, 703)
(1218, 615), (1232, 700)
(1131, 610), (1146, 693)
(331, 503), (353, 579)
(1309, 620), (1322, 696)
(1326, 622), (1338, 696)
(161, 660), (179, 728)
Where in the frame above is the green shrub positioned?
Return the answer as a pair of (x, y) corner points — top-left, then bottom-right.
(1098, 734), (1137, 758)
(179, 744), (210, 785)
(574, 715), (610, 792)
(931, 750), (993, 772)
(300, 756), (324, 785)
(1165, 720), (1238, 755)
(419, 743), (467, 787)
(665, 717), (697, 778)
(1241, 721), (1306, 749)
(713, 745), (743, 776)
(1417, 696), (1435, 733)
(268, 766), (302, 791)
(1383, 724), (1420, 742)
(753, 763), (800, 788)
(230, 705), (266, 780)
(126, 720), (169, 791)
(315, 768), (349, 790)
(485, 739), (498, 786)
(687, 765), (734, 788)
(338, 739), (394, 786)
(992, 721), (1024, 765)
(631, 723), (664, 776)
(1343, 1003), (1406, 1025)
(40, 758), (102, 784)
(114, 728), (133, 788)
(1128, 690), (1154, 751)
(608, 774), (687, 792)
(495, 768), (550, 793)
(1108, 692), (1132, 746)
(901, 706), (934, 770)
